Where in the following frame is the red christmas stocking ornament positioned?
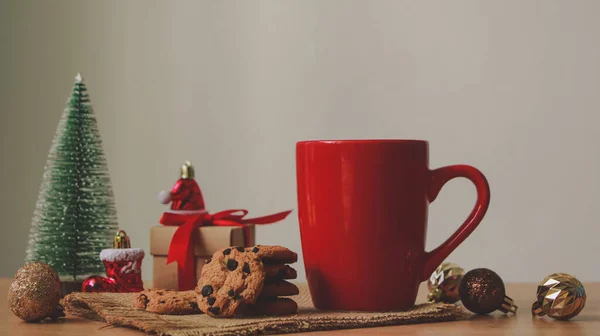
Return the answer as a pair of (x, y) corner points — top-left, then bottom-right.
(82, 231), (145, 293)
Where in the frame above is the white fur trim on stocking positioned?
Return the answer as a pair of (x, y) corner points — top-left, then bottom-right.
(100, 248), (145, 262)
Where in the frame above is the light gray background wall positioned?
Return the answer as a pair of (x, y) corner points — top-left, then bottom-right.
(1, 0), (599, 283)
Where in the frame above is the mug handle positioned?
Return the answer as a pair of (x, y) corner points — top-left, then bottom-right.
(421, 164), (491, 281)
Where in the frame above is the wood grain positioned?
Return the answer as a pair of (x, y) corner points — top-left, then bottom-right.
(1, 279), (598, 335)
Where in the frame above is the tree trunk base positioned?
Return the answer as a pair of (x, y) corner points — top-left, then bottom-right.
(60, 280), (84, 297)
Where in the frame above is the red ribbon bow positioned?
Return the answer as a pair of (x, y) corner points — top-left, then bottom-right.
(159, 209), (292, 290)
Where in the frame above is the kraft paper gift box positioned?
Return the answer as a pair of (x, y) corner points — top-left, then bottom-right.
(150, 225), (255, 290)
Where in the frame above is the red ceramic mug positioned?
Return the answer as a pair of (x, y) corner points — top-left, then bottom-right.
(296, 139), (490, 311)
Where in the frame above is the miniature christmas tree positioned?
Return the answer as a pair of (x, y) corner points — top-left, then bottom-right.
(25, 73), (119, 284)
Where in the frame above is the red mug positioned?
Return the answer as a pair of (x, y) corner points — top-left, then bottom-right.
(296, 139), (490, 311)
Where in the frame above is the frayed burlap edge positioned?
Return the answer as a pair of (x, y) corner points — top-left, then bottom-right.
(63, 289), (471, 336)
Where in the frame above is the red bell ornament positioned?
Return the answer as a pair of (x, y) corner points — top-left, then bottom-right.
(81, 275), (117, 293)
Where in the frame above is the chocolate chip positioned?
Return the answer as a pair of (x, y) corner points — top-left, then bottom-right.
(208, 307), (220, 315)
(207, 297), (216, 306)
(158, 300), (166, 304)
(140, 294), (149, 308)
(205, 258), (212, 264)
(201, 285), (213, 297)
(189, 301), (200, 312)
(242, 262), (250, 273)
(235, 246), (244, 252)
(234, 294), (242, 300)
(228, 289), (235, 297)
(252, 247), (259, 253)
(223, 248), (232, 255)
(227, 259), (239, 271)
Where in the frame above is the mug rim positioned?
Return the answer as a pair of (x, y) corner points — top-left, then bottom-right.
(297, 139), (428, 145)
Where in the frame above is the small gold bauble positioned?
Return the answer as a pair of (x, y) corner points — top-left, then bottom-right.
(427, 262), (464, 303)
(532, 273), (586, 320)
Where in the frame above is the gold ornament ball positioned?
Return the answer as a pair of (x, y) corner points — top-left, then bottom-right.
(532, 273), (586, 320)
(7, 262), (64, 322)
(427, 262), (464, 303)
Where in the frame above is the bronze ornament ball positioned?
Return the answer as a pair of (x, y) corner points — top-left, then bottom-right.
(7, 262), (65, 322)
(459, 268), (518, 315)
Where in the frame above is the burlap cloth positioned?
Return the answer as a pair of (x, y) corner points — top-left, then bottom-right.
(63, 284), (470, 336)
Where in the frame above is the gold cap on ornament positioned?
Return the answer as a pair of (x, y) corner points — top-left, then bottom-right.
(114, 230), (131, 249)
(181, 161), (195, 179)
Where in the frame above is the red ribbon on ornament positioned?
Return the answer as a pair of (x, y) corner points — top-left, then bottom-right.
(159, 209), (292, 290)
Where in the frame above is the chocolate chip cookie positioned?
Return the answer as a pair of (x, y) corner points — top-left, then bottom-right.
(240, 297), (298, 316)
(260, 279), (300, 297)
(196, 247), (265, 317)
(246, 245), (298, 264)
(264, 264), (297, 279)
(132, 289), (201, 315)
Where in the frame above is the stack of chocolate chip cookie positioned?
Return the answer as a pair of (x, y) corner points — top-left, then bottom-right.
(132, 245), (300, 317)
(240, 245), (300, 317)
(197, 245), (300, 317)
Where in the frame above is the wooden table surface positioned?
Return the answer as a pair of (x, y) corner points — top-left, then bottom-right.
(1, 278), (598, 335)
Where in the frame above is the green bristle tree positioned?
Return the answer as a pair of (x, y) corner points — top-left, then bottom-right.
(25, 73), (118, 282)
